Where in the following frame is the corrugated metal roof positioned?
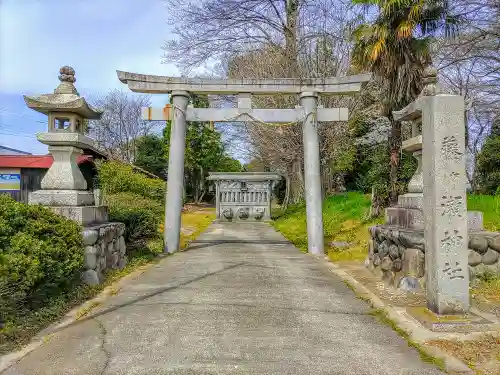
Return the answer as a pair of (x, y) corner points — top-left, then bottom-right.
(0, 155), (93, 168)
(0, 145), (32, 155)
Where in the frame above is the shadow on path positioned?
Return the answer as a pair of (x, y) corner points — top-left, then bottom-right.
(187, 239), (293, 250)
(43, 262), (246, 337)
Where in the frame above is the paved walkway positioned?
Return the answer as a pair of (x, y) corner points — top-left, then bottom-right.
(3, 223), (443, 375)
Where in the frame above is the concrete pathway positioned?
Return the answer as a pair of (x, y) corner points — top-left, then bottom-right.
(2, 223), (444, 375)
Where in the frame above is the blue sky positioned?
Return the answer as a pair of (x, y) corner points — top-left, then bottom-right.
(0, 0), (179, 154)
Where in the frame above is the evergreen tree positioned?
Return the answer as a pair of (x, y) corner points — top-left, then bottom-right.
(135, 134), (167, 178)
(163, 94), (242, 203)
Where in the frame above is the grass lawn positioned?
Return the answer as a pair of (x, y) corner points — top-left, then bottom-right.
(273, 192), (383, 262)
(0, 207), (215, 355)
(468, 194), (500, 232)
(274, 192), (500, 263)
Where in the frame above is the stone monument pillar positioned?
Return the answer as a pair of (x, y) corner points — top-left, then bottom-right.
(421, 74), (469, 314)
(24, 66), (127, 285)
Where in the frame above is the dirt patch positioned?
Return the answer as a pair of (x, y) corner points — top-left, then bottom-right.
(335, 261), (500, 373)
(339, 262), (500, 320)
(182, 203), (215, 213)
(181, 226), (197, 236)
(338, 262), (427, 307)
(426, 336), (500, 375)
(472, 278), (500, 318)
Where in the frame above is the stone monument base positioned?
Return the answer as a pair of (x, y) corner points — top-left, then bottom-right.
(367, 225), (500, 291)
(49, 205), (108, 225)
(405, 306), (500, 333)
(397, 192), (424, 209)
(81, 222), (127, 285)
(29, 190), (95, 206)
(385, 207), (424, 230)
(385, 208), (484, 231)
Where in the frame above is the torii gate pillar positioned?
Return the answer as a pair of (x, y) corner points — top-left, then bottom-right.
(300, 92), (324, 254)
(164, 91), (189, 253)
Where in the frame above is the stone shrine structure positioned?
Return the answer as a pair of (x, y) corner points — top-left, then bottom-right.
(25, 66), (127, 285)
(118, 70), (371, 254)
(207, 172), (281, 222)
(367, 67), (500, 315)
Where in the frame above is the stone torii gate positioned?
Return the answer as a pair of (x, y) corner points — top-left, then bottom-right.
(117, 71), (371, 254)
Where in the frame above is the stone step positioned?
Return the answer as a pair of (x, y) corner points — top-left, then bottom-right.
(385, 207), (483, 231)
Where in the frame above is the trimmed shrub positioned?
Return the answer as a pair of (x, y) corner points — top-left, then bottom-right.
(106, 193), (164, 241)
(0, 195), (83, 321)
(96, 160), (166, 202)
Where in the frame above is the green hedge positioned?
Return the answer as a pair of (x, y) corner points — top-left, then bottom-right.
(96, 160), (166, 202)
(0, 195), (84, 322)
(106, 192), (164, 241)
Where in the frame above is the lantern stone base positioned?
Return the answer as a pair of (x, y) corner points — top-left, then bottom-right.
(29, 189), (95, 206)
(48, 205), (109, 226)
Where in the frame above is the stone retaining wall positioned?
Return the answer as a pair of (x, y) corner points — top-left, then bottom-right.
(367, 226), (500, 290)
(81, 222), (127, 285)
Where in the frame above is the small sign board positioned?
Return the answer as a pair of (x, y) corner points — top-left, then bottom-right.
(0, 169), (21, 191)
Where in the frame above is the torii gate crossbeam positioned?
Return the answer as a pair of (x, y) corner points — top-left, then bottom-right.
(117, 71), (371, 255)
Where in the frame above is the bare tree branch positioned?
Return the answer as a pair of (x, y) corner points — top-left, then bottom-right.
(89, 90), (159, 163)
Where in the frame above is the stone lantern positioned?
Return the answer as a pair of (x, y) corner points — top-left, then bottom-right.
(24, 66), (128, 285)
(24, 66), (106, 223)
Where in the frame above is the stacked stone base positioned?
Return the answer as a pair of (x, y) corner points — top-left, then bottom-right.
(81, 222), (127, 285)
(367, 225), (500, 290)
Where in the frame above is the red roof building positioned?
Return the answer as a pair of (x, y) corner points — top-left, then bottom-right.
(0, 154), (161, 203)
(0, 154), (98, 203)
(0, 154), (94, 169)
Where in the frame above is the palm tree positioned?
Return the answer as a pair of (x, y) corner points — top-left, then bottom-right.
(351, 0), (458, 204)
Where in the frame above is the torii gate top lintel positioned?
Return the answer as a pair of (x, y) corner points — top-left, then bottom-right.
(116, 70), (372, 95)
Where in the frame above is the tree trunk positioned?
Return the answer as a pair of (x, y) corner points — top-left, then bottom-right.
(388, 114), (402, 205)
(289, 156), (304, 204)
(283, 175), (291, 209)
(369, 185), (381, 218)
(284, 0), (299, 78)
(196, 191), (206, 204)
(322, 164), (334, 197)
(195, 166), (205, 204)
(335, 174), (346, 193)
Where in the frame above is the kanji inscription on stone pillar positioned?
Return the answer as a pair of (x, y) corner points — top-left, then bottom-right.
(422, 94), (469, 314)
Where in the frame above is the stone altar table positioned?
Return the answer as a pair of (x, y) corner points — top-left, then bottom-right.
(207, 172), (281, 222)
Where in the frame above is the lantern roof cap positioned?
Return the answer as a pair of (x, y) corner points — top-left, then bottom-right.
(23, 66), (102, 119)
